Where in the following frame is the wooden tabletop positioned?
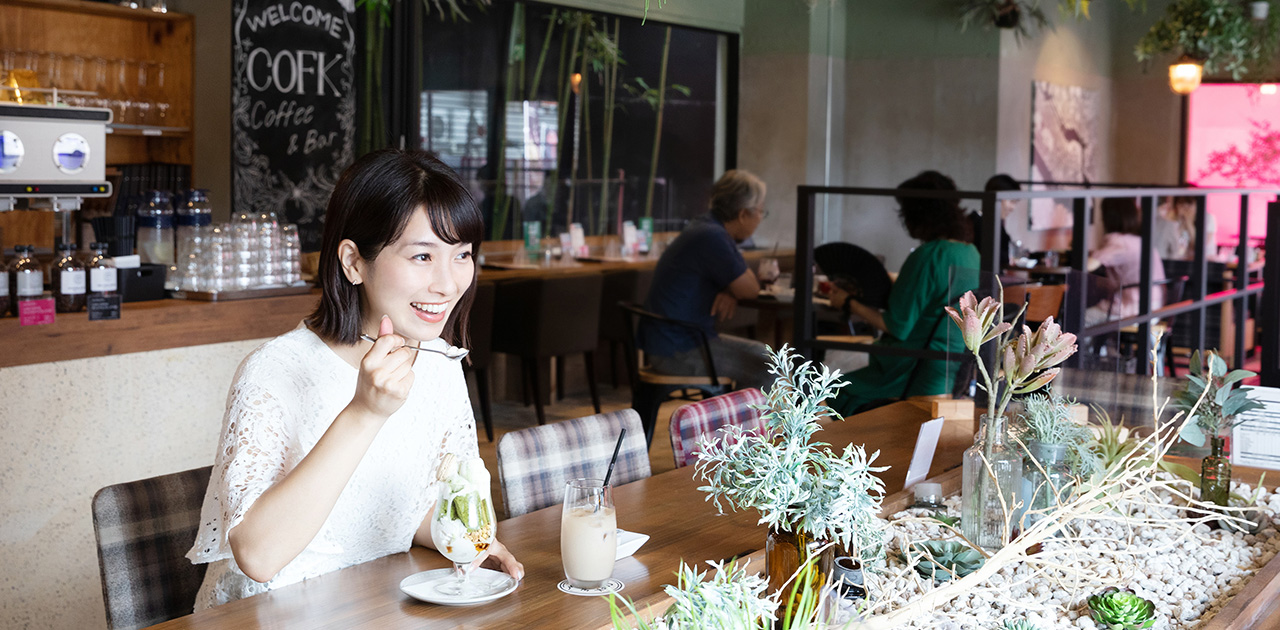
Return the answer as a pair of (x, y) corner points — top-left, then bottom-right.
(148, 401), (971, 629)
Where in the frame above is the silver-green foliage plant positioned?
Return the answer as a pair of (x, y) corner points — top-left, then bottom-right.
(1016, 390), (1103, 477)
(1087, 587), (1156, 630)
(608, 560), (777, 630)
(695, 345), (889, 564)
(1173, 350), (1264, 447)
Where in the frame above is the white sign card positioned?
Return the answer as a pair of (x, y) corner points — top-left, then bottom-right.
(904, 417), (945, 491)
(1232, 386), (1280, 470)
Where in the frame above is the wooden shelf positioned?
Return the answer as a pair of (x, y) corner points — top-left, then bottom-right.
(0, 0), (188, 21)
(106, 124), (191, 138)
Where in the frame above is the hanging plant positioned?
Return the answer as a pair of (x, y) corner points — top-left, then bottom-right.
(1134, 0), (1280, 80)
(958, 0), (1051, 42)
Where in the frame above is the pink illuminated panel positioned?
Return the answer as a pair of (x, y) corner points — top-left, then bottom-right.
(1186, 83), (1280, 251)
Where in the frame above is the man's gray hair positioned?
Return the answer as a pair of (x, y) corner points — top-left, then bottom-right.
(709, 170), (766, 223)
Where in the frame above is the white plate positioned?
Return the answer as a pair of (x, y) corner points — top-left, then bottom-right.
(400, 568), (519, 606)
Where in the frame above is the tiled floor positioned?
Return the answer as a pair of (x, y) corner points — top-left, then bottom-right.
(469, 380), (686, 520)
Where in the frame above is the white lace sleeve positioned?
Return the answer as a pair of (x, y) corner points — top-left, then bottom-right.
(189, 358), (297, 563)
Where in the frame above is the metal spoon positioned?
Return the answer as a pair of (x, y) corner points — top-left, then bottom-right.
(359, 334), (470, 361)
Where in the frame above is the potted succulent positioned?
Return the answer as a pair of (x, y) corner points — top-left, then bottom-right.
(1014, 390), (1102, 526)
(903, 540), (985, 582)
(959, 0), (1050, 42)
(694, 346), (888, 625)
(945, 289), (1078, 549)
(1172, 350), (1263, 507)
(1087, 587), (1157, 630)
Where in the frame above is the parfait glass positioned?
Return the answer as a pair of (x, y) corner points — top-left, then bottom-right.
(430, 477), (497, 596)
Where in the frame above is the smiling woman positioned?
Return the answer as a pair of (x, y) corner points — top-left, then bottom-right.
(185, 150), (525, 610)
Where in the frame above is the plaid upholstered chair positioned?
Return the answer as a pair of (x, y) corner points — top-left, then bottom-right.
(668, 388), (767, 469)
(92, 466), (211, 630)
(496, 409), (651, 518)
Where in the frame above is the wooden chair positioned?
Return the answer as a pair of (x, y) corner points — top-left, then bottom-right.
(668, 388), (767, 469)
(492, 273), (603, 426)
(597, 268), (653, 389)
(1021, 283), (1067, 324)
(464, 280), (496, 441)
(495, 409), (650, 518)
(92, 466), (211, 630)
(619, 302), (734, 447)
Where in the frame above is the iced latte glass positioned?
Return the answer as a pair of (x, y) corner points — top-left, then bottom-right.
(560, 479), (617, 589)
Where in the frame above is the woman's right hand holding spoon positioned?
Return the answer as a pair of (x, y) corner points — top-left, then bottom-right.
(351, 315), (416, 421)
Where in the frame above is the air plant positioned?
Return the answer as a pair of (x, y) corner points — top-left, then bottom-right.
(694, 345), (889, 565)
(1016, 391), (1103, 478)
(929, 512), (961, 528)
(1087, 587), (1157, 630)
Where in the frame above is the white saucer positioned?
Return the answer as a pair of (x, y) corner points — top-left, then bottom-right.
(400, 568), (518, 606)
(557, 578), (624, 596)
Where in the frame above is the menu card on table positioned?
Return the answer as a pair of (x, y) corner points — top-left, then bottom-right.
(1232, 386), (1280, 470)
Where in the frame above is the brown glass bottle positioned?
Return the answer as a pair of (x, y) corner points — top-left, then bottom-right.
(52, 242), (87, 313)
(1201, 435), (1231, 507)
(10, 244), (43, 315)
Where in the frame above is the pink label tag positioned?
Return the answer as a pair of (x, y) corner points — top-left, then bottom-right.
(18, 298), (56, 326)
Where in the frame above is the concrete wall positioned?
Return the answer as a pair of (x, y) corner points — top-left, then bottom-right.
(1109, 0), (1183, 186)
(0, 340), (265, 630)
(995, 4), (1118, 253)
(838, 0), (1000, 270)
(171, 0), (234, 223)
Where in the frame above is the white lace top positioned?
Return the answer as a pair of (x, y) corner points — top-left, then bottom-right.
(186, 323), (478, 610)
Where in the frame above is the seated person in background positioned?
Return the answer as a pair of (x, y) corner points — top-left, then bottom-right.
(1153, 195), (1216, 262)
(639, 170), (773, 390)
(827, 171), (980, 417)
(1086, 197), (1165, 326)
(968, 174), (1020, 265)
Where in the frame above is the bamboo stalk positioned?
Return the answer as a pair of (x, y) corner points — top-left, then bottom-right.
(597, 18), (620, 235)
(580, 26), (594, 233)
(528, 9), (556, 101)
(490, 3), (523, 241)
(552, 19), (583, 235)
(643, 26), (672, 220)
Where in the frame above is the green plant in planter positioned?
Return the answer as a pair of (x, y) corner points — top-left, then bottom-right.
(904, 540), (985, 582)
(1087, 587), (1157, 630)
(1172, 350), (1263, 447)
(694, 345), (890, 565)
(959, 0), (1051, 43)
(608, 560), (778, 630)
(1134, 0), (1280, 80)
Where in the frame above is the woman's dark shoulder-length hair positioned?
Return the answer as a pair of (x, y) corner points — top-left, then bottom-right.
(895, 170), (972, 242)
(306, 149), (485, 347)
(1100, 197), (1142, 235)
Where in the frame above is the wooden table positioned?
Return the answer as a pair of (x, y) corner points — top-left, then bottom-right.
(148, 401), (972, 629)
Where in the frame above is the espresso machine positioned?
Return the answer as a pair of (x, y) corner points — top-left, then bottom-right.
(0, 103), (113, 249)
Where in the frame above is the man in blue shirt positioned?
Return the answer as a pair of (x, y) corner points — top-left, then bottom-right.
(640, 170), (772, 390)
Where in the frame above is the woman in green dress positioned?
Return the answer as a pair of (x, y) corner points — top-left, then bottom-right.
(828, 171), (980, 417)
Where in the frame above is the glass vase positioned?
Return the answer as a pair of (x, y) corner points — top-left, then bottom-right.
(961, 414), (1023, 550)
(765, 528), (834, 629)
(1200, 435), (1231, 508)
(1019, 440), (1072, 529)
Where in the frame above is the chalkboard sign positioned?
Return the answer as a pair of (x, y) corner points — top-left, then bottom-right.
(232, 0), (356, 252)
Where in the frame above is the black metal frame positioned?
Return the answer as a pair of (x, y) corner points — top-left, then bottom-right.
(793, 185), (1280, 386)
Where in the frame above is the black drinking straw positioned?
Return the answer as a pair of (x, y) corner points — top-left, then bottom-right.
(602, 428), (626, 486)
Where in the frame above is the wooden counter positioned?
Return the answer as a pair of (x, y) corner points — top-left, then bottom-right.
(0, 248), (792, 369)
(0, 291), (320, 369)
